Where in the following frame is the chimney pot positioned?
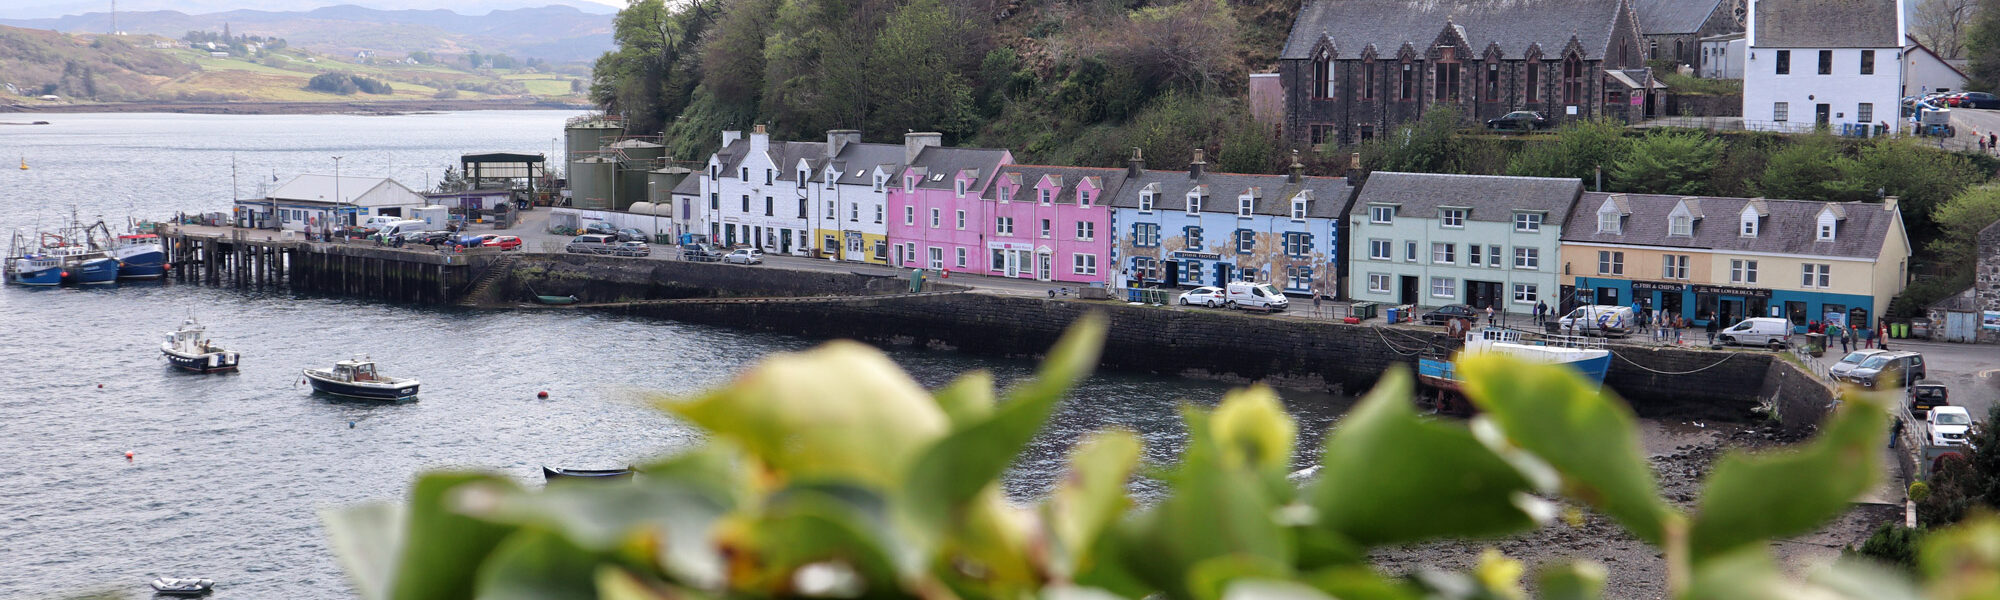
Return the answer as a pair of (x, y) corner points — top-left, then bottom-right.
(1190, 148), (1206, 180)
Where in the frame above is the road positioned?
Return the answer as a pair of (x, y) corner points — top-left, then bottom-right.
(1946, 107), (2000, 153)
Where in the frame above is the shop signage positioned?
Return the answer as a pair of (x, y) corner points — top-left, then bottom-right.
(1171, 250), (1220, 260)
(1630, 280), (1685, 292)
(1691, 284), (1771, 298)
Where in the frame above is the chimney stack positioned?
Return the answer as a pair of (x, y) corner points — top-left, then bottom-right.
(1288, 149), (1304, 184)
(1189, 148), (1205, 180)
(826, 129), (861, 161)
(749, 124), (770, 155)
(1126, 147), (1146, 179)
(1883, 195), (1900, 213)
(721, 129), (742, 147)
(904, 132), (942, 164)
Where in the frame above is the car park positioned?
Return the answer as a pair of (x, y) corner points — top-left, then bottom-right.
(482, 235), (522, 251)
(1484, 111), (1548, 131)
(1909, 381), (1949, 417)
(1177, 286), (1225, 307)
(724, 248), (764, 265)
(1928, 406), (1975, 447)
(1828, 349), (1889, 380)
(1422, 304), (1478, 325)
(611, 241), (651, 257)
(565, 234), (617, 254)
(1718, 317), (1792, 349)
(1835, 350), (1927, 388)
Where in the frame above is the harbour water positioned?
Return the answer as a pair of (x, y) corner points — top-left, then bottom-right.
(0, 112), (1351, 598)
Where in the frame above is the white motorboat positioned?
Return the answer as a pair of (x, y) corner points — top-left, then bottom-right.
(150, 577), (214, 595)
(162, 317), (239, 373)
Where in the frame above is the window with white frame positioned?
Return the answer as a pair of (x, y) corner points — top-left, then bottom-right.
(1186, 226), (1203, 248)
(874, 205), (883, 223)
(904, 206), (915, 225)
(1287, 265), (1313, 290)
(825, 200), (835, 219)
(1139, 192), (1154, 212)
(1801, 263), (1830, 288)
(798, 170), (808, 188)
(999, 186), (1011, 202)
(1076, 221), (1096, 241)
(1662, 254), (1688, 279)
(1597, 207), (1621, 234)
(1187, 192), (1203, 214)
(1040, 219), (1052, 238)
(1368, 273), (1391, 293)
(1369, 239), (1392, 260)
(1741, 212), (1759, 236)
(996, 217), (1015, 235)
(928, 247), (943, 269)
(956, 247), (967, 268)
(874, 176), (885, 192)
(1818, 212), (1836, 240)
(1513, 283), (1539, 304)
(1370, 205), (1394, 224)
(1857, 103), (1873, 124)
(1440, 208), (1466, 228)
(904, 176), (914, 192)
(1079, 190), (1092, 207)
(955, 180), (966, 197)
(1487, 245), (1501, 267)
(1405, 240), (1417, 261)
(1469, 244), (1482, 266)
(1292, 198), (1307, 220)
(1514, 247), (1539, 269)
(1283, 232), (1309, 257)
(1134, 223), (1160, 247)
(1597, 250), (1623, 275)
(1773, 102), (1789, 122)
(1073, 253), (1098, 275)
(1432, 242), (1456, 264)
(1238, 196), (1253, 217)
(930, 208), (941, 228)
(1236, 230), (1255, 253)
(1514, 212), (1542, 232)
(1430, 276), (1457, 298)
(956, 210), (966, 230)
(1039, 188), (1051, 204)
(1670, 215), (1692, 236)
(1730, 259), (1758, 283)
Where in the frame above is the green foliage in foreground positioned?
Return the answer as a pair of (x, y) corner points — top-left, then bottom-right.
(324, 316), (2000, 599)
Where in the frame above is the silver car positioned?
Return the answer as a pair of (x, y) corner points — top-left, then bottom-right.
(1827, 349), (1887, 380)
(724, 248), (763, 265)
(611, 241), (651, 257)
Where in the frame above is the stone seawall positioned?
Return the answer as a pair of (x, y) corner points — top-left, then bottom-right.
(494, 254), (943, 304)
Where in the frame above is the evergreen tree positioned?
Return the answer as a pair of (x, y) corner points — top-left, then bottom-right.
(1966, 0), (2000, 91)
(1610, 129), (1722, 194)
(866, 0), (976, 139)
(1755, 134), (1871, 202)
(1504, 118), (1627, 183)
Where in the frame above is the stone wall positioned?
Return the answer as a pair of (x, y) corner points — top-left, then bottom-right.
(1760, 357), (1837, 431)
(1978, 219), (2000, 343)
(1666, 94), (1742, 117)
(495, 254), (937, 304)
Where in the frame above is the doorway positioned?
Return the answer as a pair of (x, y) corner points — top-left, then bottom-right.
(1036, 252), (1052, 281)
(1719, 298), (1743, 327)
(1815, 104), (1831, 126)
(1595, 286), (1620, 307)
(1466, 280), (1501, 310)
(1399, 275), (1420, 305)
(1164, 260), (1182, 286)
(1214, 263), (1234, 287)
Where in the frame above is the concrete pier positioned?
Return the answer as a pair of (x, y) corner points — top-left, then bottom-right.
(161, 228), (505, 305)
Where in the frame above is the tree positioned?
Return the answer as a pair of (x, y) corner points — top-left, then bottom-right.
(1916, 0), (1980, 59)
(1968, 0), (2000, 91)
(1105, 0), (1241, 93)
(866, 0), (977, 138)
(1215, 118), (1279, 174)
(1755, 134), (1872, 202)
(1361, 106), (1469, 174)
(1610, 129), (1722, 194)
(592, 0), (718, 134)
(1504, 118), (1627, 183)
(1843, 137), (1989, 244)
(1927, 185), (2000, 272)
(701, 0), (780, 109)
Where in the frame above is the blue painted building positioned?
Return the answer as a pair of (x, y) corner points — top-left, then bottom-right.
(1107, 151), (1354, 295)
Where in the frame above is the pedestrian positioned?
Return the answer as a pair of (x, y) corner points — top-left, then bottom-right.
(1988, 132), (1995, 151)
(1674, 315), (1685, 343)
(1979, 137), (1986, 153)
(1890, 417), (1904, 449)
(1534, 300), (1547, 325)
(1878, 323), (1891, 351)
(1485, 305), (1495, 326)
(1705, 317), (1720, 345)
(1312, 286), (1324, 314)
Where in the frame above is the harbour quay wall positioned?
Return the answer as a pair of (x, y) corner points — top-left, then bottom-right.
(492, 254), (943, 303)
(580, 288), (1798, 424)
(289, 243), (491, 304)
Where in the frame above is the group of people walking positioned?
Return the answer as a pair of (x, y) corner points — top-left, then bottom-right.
(1806, 320), (1888, 354)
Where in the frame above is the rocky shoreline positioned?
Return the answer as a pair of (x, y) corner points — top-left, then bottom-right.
(0, 98), (588, 115)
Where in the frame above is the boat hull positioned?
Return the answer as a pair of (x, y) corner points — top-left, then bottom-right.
(164, 348), (238, 373)
(543, 466), (634, 481)
(9, 264), (60, 286)
(304, 370), (419, 400)
(113, 245), (167, 279)
(63, 257), (118, 284)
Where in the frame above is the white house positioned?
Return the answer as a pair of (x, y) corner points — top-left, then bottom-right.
(811, 131), (904, 264)
(1904, 35), (1968, 96)
(1699, 32), (1745, 78)
(699, 126), (827, 255)
(234, 174), (427, 231)
(1742, 0), (1903, 134)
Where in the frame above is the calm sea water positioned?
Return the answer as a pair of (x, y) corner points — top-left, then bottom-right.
(0, 112), (1352, 598)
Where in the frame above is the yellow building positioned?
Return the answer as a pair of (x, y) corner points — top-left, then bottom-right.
(1560, 193), (1908, 330)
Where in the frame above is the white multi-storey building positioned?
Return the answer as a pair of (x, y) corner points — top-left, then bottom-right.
(700, 126), (826, 255)
(1742, 0), (1903, 134)
(809, 131), (905, 265)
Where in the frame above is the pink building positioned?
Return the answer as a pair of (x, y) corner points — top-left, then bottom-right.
(885, 134), (1012, 274)
(983, 165), (1127, 284)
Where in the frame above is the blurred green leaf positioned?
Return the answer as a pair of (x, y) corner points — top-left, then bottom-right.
(472, 529), (599, 600)
(1688, 394), (1888, 563)
(1807, 558), (1925, 600)
(1683, 546), (1902, 600)
(1300, 566), (1423, 600)
(390, 472), (522, 600)
(481, 478), (730, 588)
(1040, 586), (1131, 600)
(749, 481), (906, 591)
(1219, 579), (1335, 600)
(322, 501), (404, 600)
(933, 370), (997, 427)
(594, 567), (687, 600)
(1459, 355), (1672, 544)
(1306, 369), (1540, 546)
(662, 341), (950, 487)
(1188, 555), (1293, 600)
(1046, 431), (1141, 578)
(1209, 386), (1297, 473)
(1918, 516), (2000, 599)
(1115, 406), (1291, 599)
(1534, 561), (1607, 600)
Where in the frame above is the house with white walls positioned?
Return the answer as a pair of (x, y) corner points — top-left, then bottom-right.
(1741, 0), (1903, 134)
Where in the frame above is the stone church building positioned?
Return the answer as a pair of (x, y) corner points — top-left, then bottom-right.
(1279, 0), (1661, 146)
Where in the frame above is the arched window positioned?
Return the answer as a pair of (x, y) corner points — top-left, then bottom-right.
(1562, 54), (1583, 104)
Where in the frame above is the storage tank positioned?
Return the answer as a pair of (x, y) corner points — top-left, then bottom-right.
(615, 168), (648, 211)
(609, 140), (665, 211)
(564, 119), (624, 161)
(569, 157), (619, 210)
(647, 167), (691, 207)
(628, 201), (656, 216)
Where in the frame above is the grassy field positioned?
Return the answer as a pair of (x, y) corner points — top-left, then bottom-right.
(38, 41), (582, 104)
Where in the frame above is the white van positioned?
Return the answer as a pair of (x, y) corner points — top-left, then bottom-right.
(362, 215), (401, 229)
(1558, 305), (1637, 337)
(375, 219), (436, 238)
(1718, 317), (1793, 348)
(1224, 281), (1288, 311)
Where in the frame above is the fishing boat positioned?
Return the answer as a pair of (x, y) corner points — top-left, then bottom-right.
(150, 577), (214, 596)
(303, 358), (420, 400)
(112, 233), (168, 279)
(535, 294), (579, 305)
(543, 466), (634, 481)
(5, 231), (61, 286)
(1417, 327), (1612, 413)
(50, 245), (118, 284)
(162, 317), (239, 373)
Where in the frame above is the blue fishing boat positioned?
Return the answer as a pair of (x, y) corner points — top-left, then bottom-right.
(1418, 328), (1611, 413)
(50, 246), (119, 284)
(162, 317), (239, 373)
(5, 231), (61, 286)
(112, 233), (167, 279)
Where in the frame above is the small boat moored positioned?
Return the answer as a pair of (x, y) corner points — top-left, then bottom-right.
(150, 577), (214, 595)
(543, 466), (634, 481)
(303, 358), (420, 400)
(162, 317), (239, 373)
(535, 294), (579, 305)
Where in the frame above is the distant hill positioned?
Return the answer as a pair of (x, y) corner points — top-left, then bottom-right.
(0, 0), (618, 20)
(0, 4), (614, 63)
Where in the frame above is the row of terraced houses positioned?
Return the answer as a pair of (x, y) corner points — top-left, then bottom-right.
(660, 126), (1908, 332)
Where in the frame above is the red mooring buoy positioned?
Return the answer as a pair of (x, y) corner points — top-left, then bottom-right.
(537, 391), (549, 399)
(125, 451), (134, 461)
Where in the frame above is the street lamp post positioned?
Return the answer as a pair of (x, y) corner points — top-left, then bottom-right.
(332, 155), (345, 236)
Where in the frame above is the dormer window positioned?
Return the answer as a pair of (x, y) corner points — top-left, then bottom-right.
(1370, 205), (1394, 224)
(955, 179), (967, 197)
(797, 170), (807, 188)
(1670, 215), (1692, 237)
(873, 176), (885, 192)
(1238, 196), (1253, 217)
(1740, 213), (1758, 237)
(740, 167), (748, 180)
(1441, 208), (1466, 228)
(1139, 191), (1154, 212)
(1186, 191), (1203, 214)
(1597, 206), (1622, 234)
(1000, 186), (1012, 203)
(1039, 188), (1052, 205)
(904, 176), (914, 192)
(1080, 190), (1092, 208)
(1291, 197), (1307, 220)
(765, 170), (773, 185)
(1817, 211), (1838, 241)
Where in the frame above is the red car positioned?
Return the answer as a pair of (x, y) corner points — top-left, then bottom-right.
(481, 235), (522, 251)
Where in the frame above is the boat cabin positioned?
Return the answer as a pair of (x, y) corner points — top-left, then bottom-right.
(334, 360), (381, 382)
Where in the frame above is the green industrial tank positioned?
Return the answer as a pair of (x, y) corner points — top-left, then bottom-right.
(609, 139), (665, 211)
(569, 157), (619, 210)
(563, 118), (624, 161)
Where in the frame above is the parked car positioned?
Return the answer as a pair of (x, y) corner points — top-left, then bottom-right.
(1828, 349), (1889, 380)
(680, 243), (723, 261)
(1224, 281), (1288, 311)
(724, 248), (764, 265)
(1556, 305), (1637, 336)
(1422, 304), (1478, 325)
(1928, 406), (1975, 447)
(1718, 317), (1792, 349)
(1835, 350), (1927, 388)
(1177, 286), (1225, 307)
(565, 234), (617, 254)
(1485, 111), (1548, 131)
(482, 235), (522, 251)
(584, 222), (617, 235)
(615, 228), (649, 242)
(611, 241), (651, 257)
(1909, 381), (1949, 417)
(1958, 92), (2000, 109)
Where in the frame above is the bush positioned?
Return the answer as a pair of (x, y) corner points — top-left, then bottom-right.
(432, 88), (459, 99)
(1847, 523), (1923, 571)
(305, 72), (393, 95)
(1611, 128), (1723, 194)
(1505, 117), (1628, 181)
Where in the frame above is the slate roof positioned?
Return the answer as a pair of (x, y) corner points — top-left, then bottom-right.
(1751, 0), (1899, 48)
(1634, 0), (1724, 36)
(821, 143), (906, 186)
(669, 172), (701, 196)
(1560, 192), (1899, 259)
(984, 166), (1129, 205)
(905, 147), (1011, 191)
(1281, 0), (1630, 61)
(1107, 169), (1353, 219)
(711, 138), (827, 182)
(1350, 172), (1582, 222)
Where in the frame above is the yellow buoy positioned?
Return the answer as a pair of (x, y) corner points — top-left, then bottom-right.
(18, 156), (25, 170)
